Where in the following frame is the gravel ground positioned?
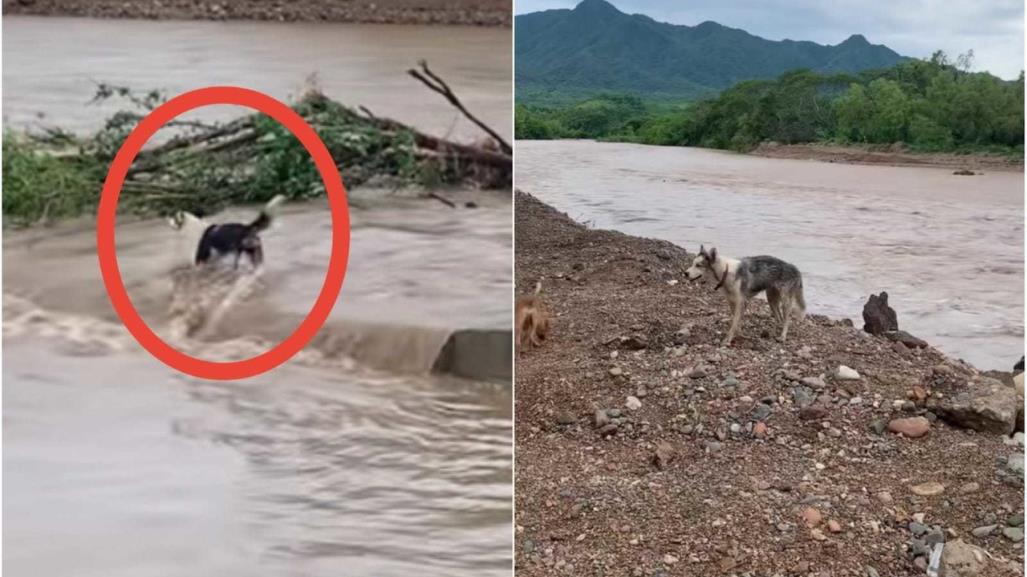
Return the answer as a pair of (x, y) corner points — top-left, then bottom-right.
(514, 190), (1024, 577)
(2, 0), (511, 26)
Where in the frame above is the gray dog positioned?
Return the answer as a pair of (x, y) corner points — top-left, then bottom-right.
(685, 245), (806, 346)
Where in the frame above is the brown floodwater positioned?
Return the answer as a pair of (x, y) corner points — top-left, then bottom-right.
(517, 140), (1024, 371)
(3, 16), (512, 577)
(2, 16), (511, 141)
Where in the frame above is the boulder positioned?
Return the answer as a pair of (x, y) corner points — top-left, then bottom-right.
(939, 539), (1022, 576)
(937, 378), (1018, 435)
(1015, 356), (1024, 373)
(862, 292), (898, 335)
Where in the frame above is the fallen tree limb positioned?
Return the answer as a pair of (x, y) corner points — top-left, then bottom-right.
(7, 64), (510, 226)
(408, 60), (512, 155)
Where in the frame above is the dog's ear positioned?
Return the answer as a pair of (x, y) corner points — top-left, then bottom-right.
(699, 244), (706, 258)
(708, 247), (718, 262)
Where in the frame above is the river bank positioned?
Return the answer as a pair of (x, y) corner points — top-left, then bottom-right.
(752, 142), (1024, 172)
(515, 139), (1024, 371)
(514, 191), (1024, 576)
(1, 0), (511, 26)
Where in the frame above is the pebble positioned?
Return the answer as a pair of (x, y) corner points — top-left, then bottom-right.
(958, 482), (980, 494)
(827, 519), (842, 533)
(722, 375), (739, 387)
(703, 441), (723, 453)
(625, 396), (642, 410)
(909, 522), (928, 536)
(595, 409), (610, 428)
(1003, 526), (1024, 542)
(557, 412), (576, 425)
(876, 491), (893, 504)
(1006, 432), (1025, 448)
(1006, 453), (1024, 476)
(687, 366), (707, 378)
(792, 386), (814, 407)
(1008, 513), (1024, 527)
(802, 507), (823, 527)
(609, 366), (623, 377)
(887, 416), (931, 438)
(752, 404), (772, 422)
(753, 421), (768, 437)
(910, 481), (945, 496)
(869, 419), (887, 435)
(662, 554), (679, 565)
(835, 365), (860, 380)
(972, 524), (997, 538)
(925, 527), (945, 545)
(729, 423), (742, 434)
(801, 376), (827, 389)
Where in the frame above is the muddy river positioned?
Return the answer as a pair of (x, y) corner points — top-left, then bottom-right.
(517, 140), (1024, 371)
(3, 16), (512, 577)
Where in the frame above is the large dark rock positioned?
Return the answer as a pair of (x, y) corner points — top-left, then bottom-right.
(862, 292), (898, 335)
(1015, 356), (1024, 373)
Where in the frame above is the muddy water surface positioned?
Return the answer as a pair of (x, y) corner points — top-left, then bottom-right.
(3, 16), (511, 141)
(517, 140), (1024, 370)
(3, 194), (512, 577)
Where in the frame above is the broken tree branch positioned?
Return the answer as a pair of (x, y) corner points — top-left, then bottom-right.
(407, 60), (512, 156)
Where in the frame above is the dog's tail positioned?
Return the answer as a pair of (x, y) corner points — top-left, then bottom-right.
(249, 195), (287, 232)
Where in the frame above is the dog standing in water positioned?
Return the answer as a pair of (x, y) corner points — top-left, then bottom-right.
(169, 195), (285, 270)
(685, 245), (806, 346)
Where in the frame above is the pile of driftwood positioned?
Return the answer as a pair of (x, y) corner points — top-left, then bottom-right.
(13, 61), (510, 221)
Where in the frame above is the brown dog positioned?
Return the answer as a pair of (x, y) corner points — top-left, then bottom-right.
(516, 281), (550, 354)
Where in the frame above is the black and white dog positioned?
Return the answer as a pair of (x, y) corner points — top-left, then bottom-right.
(685, 245), (806, 346)
(168, 195), (285, 270)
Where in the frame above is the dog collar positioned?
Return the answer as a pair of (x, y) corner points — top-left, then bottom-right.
(713, 265), (728, 290)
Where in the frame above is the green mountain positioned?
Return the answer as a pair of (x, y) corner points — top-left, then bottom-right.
(516, 0), (907, 102)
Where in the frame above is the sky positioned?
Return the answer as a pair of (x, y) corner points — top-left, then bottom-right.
(515, 0), (1025, 79)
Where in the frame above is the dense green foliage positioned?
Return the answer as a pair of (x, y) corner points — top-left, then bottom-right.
(516, 53), (1024, 155)
(4, 85), (502, 226)
(516, 0), (905, 104)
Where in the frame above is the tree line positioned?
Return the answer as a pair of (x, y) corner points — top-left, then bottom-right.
(515, 51), (1024, 155)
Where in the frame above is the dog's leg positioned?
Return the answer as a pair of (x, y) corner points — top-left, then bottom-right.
(779, 295), (793, 342)
(766, 287), (782, 324)
(723, 296), (743, 347)
(248, 245), (264, 269)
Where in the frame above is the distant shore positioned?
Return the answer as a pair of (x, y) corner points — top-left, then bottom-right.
(751, 142), (1024, 172)
(1, 0), (511, 26)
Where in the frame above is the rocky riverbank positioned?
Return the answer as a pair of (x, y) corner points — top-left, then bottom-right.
(2, 0), (511, 26)
(515, 191), (1024, 576)
(752, 142), (1024, 172)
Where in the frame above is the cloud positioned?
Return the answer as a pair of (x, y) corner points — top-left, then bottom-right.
(516, 0), (1024, 79)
